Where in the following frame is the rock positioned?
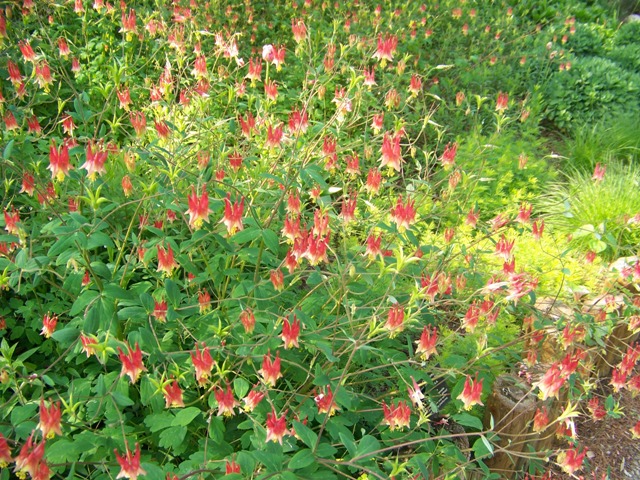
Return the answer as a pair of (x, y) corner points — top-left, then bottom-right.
(624, 14), (640, 22)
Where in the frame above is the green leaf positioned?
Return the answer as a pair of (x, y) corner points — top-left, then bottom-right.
(338, 432), (356, 458)
(144, 413), (175, 432)
(314, 442), (337, 459)
(231, 227), (261, 245)
(165, 279), (181, 307)
(172, 406), (201, 426)
(263, 229), (280, 253)
(3, 139), (14, 159)
(452, 412), (483, 430)
(159, 425), (187, 450)
(288, 449), (316, 470)
(104, 284), (133, 301)
(112, 392), (134, 407)
(354, 435), (380, 460)
(51, 327), (80, 345)
(292, 420), (317, 449)
(472, 435), (494, 459)
(233, 377), (250, 399)
(87, 232), (114, 250)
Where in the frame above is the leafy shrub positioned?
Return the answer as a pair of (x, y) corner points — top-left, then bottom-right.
(565, 23), (606, 55)
(542, 56), (640, 129)
(608, 43), (640, 71)
(563, 114), (640, 172)
(613, 17), (640, 46)
(539, 162), (640, 258)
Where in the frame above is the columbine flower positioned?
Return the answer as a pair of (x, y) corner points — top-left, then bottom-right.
(186, 187), (211, 230)
(457, 373), (484, 410)
(0, 433), (12, 467)
(225, 459), (241, 474)
(118, 343), (145, 384)
(114, 444), (146, 480)
(157, 244), (178, 276)
(164, 380), (184, 408)
(385, 304), (405, 334)
(41, 313), (58, 338)
(259, 350), (282, 387)
(416, 325), (438, 360)
(390, 196), (416, 231)
(38, 399), (62, 438)
(495, 92), (509, 112)
(495, 235), (515, 261)
(380, 132), (402, 172)
(4, 208), (20, 236)
(243, 387), (265, 412)
(191, 342), (214, 386)
(382, 400), (411, 430)
(222, 194), (244, 235)
(15, 434), (46, 480)
(270, 269), (284, 291)
(48, 140), (72, 182)
(440, 142), (457, 168)
(80, 333), (98, 357)
(592, 163), (606, 182)
(240, 308), (255, 334)
(536, 363), (565, 400)
(315, 385), (339, 416)
(631, 420), (640, 439)
(215, 383), (239, 417)
(532, 406), (549, 432)
(265, 408), (288, 444)
(81, 141), (109, 180)
(281, 315), (301, 349)
(557, 447), (586, 475)
(407, 377), (425, 407)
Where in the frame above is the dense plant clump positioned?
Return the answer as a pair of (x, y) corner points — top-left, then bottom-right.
(0, 1), (639, 480)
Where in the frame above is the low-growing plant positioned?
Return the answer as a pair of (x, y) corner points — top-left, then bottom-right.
(539, 161), (640, 258)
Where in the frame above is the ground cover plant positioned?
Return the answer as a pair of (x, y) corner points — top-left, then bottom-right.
(1, 1), (640, 480)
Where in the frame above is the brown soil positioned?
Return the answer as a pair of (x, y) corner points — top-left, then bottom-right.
(551, 387), (640, 480)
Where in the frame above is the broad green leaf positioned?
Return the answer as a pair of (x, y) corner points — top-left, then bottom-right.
(165, 279), (181, 307)
(159, 425), (187, 450)
(354, 435), (380, 460)
(292, 420), (317, 449)
(288, 449), (316, 470)
(172, 406), (201, 426)
(452, 412), (483, 430)
(233, 377), (250, 399)
(144, 413), (175, 432)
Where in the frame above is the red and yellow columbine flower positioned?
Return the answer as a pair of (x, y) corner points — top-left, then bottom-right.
(0, 433), (12, 467)
(380, 132), (402, 172)
(80, 333), (98, 358)
(114, 443), (146, 480)
(259, 350), (282, 387)
(557, 447), (586, 475)
(41, 313), (58, 338)
(533, 406), (549, 432)
(215, 383), (239, 417)
(118, 343), (146, 384)
(191, 342), (214, 386)
(164, 379), (184, 408)
(281, 315), (301, 349)
(222, 194), (244, 235)
(157, 244), (178, 276)
(243, 387), (266, 412)
(384, 304), (405, 335)
(48, 140), (72, 182)
(81, 141), (109, 180)
(240, 308), (256, 334)
(38, 399), (62, 438)
(265, 408), (288, 444)
(382, 400), (411, 430)
(390, 195), (416, 231)
(457, 373), (484, 410)
(15, 434), (46, 480)
(416, 325), (438, 360)
(315, 385), (339, 416)
(186, 187), (211, 230)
